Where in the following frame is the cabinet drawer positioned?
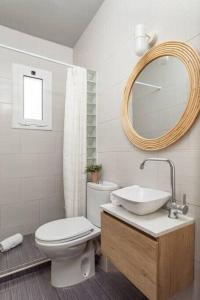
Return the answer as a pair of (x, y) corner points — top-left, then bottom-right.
(101, 212), (158, 300)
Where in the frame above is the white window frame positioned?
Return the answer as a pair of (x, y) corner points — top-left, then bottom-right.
(12, 64), (52, 130)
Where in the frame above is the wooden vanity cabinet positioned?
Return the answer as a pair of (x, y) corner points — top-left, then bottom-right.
(101, 212), (194, 300)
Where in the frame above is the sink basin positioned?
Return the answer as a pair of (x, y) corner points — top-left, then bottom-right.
(111, 185), (171, 215)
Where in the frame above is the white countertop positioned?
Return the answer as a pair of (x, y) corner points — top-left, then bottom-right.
(101, 203), (194, 238)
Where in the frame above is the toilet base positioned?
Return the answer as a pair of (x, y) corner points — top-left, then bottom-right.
(51, 241), (95, 288)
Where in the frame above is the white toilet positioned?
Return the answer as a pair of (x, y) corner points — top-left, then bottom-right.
(35, 181), (118, 288)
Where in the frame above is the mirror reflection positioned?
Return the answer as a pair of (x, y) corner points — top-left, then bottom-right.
(129, 56), (190, 139)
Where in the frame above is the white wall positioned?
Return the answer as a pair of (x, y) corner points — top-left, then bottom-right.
(0, 25), (73, 239)
(74, 0), (200, 288)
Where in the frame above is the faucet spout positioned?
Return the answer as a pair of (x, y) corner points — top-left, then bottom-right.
(140, 158), (176, 204)
(139, 157), (188, 219)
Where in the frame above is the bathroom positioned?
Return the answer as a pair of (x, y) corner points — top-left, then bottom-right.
(0, 0), (199, 299)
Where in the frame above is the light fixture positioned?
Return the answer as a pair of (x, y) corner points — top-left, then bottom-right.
(135, 24), (157, 57)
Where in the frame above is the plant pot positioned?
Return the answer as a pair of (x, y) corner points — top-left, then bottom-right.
(90, 171), (100, 183)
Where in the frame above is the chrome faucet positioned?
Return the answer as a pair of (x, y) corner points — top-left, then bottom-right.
(140, 158), (188, 219)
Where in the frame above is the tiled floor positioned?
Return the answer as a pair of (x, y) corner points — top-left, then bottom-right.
(0, 234), (48, 278)
(0, 262), (200, 299)
(0, 265), (147, 300)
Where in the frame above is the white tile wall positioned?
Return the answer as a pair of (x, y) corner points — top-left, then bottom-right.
(0, 77), (12, 103)
(21, 131), (56, 154)
(1, 200), (40, 239)
(0, 178), (21, 204)
(74, 0), (200, 289)
(39, 196), (65, 225)
(0, 27), (73, 239)
(0, 129), (21, 154)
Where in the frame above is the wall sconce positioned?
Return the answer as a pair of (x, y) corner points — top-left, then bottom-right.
(135, 24), (157, 56)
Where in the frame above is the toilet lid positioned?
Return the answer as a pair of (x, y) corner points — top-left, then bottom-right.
(35, 217), (94, 243)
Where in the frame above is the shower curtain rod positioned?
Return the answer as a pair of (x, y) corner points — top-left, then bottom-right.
(0, 42), (74, 68)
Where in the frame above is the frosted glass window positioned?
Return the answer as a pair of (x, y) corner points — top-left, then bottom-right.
(12, 64), (52, 130)
(23, 76), (43, 120)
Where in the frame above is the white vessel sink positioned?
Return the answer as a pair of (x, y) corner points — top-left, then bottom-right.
(111, 185), (171, 215)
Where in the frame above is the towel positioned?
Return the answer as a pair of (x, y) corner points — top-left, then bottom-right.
(0, 233), (23, 252)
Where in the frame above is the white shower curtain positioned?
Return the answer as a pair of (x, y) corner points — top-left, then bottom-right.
(63, 66), (87, 217)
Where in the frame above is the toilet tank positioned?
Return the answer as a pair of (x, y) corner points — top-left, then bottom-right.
(87, 181), (118, 228)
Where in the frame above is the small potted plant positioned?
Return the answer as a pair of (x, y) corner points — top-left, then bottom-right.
(85, 164), (102, 183)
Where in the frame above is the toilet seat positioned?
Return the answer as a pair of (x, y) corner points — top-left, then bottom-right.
(35, 216), (95, 244)
(36, 223), (100, 248)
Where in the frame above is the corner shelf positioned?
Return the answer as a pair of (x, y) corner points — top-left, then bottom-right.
(87, 70), (97, 166)
(87, 91), (96, 95)
(87, 156), (96, 160)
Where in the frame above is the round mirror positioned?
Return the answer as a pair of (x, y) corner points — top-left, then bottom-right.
(122, 41), (200, 151)
(129, 56), (189, 139)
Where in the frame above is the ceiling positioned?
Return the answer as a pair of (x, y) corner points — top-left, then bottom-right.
(0, 0), (104, 47)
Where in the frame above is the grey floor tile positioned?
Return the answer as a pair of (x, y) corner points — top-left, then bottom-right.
(0, 234), (47, 276)
(0, 289), (12, 300)
(0, 265), (147, 300)
(95, 267), (146, 300)
(80, 276), (110, 300)
(0, 253), (7, 273)
(57, 287), (85, 300)
(36, 267), (60, 300)
(0, 259), (199, 300)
